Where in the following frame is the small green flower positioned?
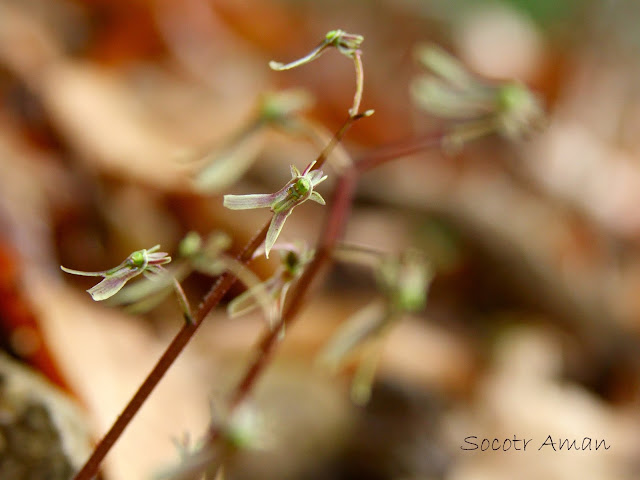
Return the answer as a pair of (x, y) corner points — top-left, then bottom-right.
(376, 249), (433, 313)
(319, 247), (433, 404)
(268, 29), (363, 71)
(60, 245), (171, 301)
(228, 243), (314, 328)
(269, 29), (368, 117)
(223, 162), (327, 258)
(411, 44), (544, 149)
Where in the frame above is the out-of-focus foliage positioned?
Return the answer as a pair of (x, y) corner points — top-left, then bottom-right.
(1, 0), (640, 479)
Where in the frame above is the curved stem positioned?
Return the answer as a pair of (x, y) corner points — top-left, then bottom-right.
(312, 114), (362, 172)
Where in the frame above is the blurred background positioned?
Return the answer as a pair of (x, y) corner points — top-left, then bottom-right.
(1, 0), (640, 478)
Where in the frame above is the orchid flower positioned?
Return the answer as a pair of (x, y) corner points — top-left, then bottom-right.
(60, 245), (171, 301)
(269, 29), (363, 71)
(227, 243), (314, 328)
(269, 29), (367, 117)
(104, 232), (269, 325)
(319, 248), (433, 404)
(223, 162), (327, 258)
(411, 44), (544, 149)
(105, 232), (231, 318)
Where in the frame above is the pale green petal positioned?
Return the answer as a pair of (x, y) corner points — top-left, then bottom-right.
(142, 265), (168, 279)
(350, 341), (383, 405)
(87, 267), (142, 301)
(191, 257), (225, 276)
(309, 191), (325, 205)
(415, 44), (475, 90)
(411, 77), (490, 119)
(227, 286), (259, 318)
(318, 301), (388, 369)
(265, 210), (291, 258)
(146, 252), (171, 265)
(228, 277), (279, 318)
(108, 264), (189, 311)
(290, 164), (300, 178)
(221, 256), (274, 324)
(308, 170), (327, 185)
(224, 193), (275, 210)
(193, 123), (264, 193)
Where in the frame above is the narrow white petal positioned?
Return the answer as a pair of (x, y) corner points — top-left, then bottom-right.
(147, 252), (171, 264)
(223, 193), (275, 210)
(87, 267), (141, 301)
(228, 277), (279, 318)
(60, 266), (108, 277)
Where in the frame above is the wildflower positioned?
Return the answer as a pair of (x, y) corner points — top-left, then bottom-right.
(223, 162), (327, 258)
(269, 29), (368, 117)
(411, 44), (544, 150)
(60, 245), (171, 301)
(269, 29), (363, 71)
(103, 232), (270, 324)
(228, 243), (314, 328)
(376, 249), (433, 313)
(319, 247), (432, 404)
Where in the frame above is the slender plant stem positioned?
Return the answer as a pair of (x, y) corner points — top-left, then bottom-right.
(356, 130), (445, 173)
(312, 112), (369, 172)
(72, 222), (270, 480)
(232, 169), (358, 409)
(183, 170), (359, 480)
(73, 115), (362, 480)
(198, 129), (449, 457)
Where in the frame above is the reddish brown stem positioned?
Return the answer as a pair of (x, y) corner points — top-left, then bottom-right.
(187, 170), (359, 479)
(72, 223), (270, 480)
(201, 130), (450, 447)
(356, 131), (445, 173)
(73, 115), (363, 480)
(231, 169), (358, 410)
